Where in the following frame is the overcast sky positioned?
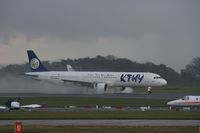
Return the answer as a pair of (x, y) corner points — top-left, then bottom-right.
(0, 0), (199, 72)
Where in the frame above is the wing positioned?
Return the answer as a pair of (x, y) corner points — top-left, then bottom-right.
(0, 106), (8, 110)
(0, 106), (7, 109)
(61, 79), (94, 88)
(21, 104), (43, 108)
(61, 78), (114, 88)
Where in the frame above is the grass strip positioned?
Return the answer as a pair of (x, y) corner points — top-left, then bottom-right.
(0, 111), (200, 120)
(0, 97), (169, 107)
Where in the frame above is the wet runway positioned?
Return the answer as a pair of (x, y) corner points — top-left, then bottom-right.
(1, 120), (200, 126)
(0, 92), (187, 100)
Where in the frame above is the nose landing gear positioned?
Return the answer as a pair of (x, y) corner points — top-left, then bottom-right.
(147, 86), (151, 95)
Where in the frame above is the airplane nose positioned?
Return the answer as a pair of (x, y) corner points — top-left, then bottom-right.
(164, 79), (167, 85)
(162, 79), (167, 85)
(167, 101), (172, 105)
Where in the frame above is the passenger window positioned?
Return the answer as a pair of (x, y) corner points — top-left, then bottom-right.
(154, 76), (162, 79)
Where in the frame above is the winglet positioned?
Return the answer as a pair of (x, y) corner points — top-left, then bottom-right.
(27, 50), (48, 72)
(66, 64), (75, 71)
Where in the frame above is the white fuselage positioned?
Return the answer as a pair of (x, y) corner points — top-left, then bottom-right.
(167, 96), (200, 107)
(25, 71), (167, 87)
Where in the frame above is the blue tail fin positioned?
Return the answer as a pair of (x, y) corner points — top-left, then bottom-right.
(27, 50), (48, 72)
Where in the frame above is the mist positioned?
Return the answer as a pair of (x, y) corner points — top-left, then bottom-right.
(0, 75), (95, 94)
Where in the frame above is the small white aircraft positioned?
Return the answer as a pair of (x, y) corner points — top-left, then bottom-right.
(25, 50), (167, 94)
(0, 99), (44, 111)
(167, 96), (200, 110)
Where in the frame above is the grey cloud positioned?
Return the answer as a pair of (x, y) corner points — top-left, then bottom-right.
(1, 0), (199, 38)
(0, 0), (200, 72)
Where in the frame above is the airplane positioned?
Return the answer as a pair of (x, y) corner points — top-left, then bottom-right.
(25, 50), (167, 94)
(0, 99), (45, 111)
(167, 96), (200, 110)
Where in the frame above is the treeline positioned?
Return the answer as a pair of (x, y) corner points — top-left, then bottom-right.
(0, 55), (200, 87)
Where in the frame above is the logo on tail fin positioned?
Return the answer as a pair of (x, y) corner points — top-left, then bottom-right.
(27, 50), (48, 72)
(30, 58), (40, 69)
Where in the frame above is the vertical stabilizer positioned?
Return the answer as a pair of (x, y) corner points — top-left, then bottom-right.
(27, 50), (48, 72)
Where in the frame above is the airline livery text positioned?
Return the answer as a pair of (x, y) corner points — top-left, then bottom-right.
(120, 74), (144, 83)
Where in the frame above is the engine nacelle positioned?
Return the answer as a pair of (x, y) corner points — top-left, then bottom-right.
(94, 83), (108, 94)
(11, 101), (20, 109)
(120, 87), (133, 94)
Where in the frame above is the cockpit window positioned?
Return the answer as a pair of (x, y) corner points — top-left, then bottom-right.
(182, 96), (189, 100)
(154, 76), (162, 79)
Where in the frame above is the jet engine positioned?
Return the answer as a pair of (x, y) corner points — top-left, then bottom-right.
(120, 87), (133, 94)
